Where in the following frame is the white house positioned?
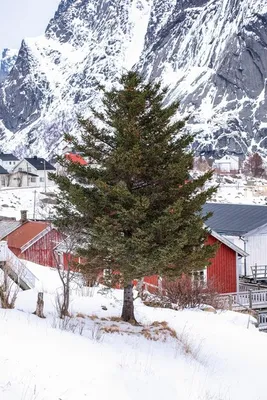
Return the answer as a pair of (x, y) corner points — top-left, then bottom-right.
(213, 155), (240, 173)
(12, 156), (56, 189)
(0, 153), (19, 172)
(8, 171), (39, 188)
(203, 203), (267, 278)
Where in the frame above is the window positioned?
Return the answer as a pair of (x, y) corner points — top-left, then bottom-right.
(31, 177), (36, 183)
(192, 270), (205, 282)
(28, 167), (31, 172)
(1, 178), (5, 186)
(18, 168), (23, 171)
(9, 161), (12, 165)
(40, 177), (44, 182)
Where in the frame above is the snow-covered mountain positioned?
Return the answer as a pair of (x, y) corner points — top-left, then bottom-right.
(0, 48), (17, 82)
(0, 0), (267, 158)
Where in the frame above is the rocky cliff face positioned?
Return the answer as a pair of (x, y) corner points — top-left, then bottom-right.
(0, 0), (266, 158)
(0, 49), (17, 82)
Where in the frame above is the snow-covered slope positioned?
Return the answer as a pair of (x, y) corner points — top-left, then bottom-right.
(0, 260), (265, 400)
(0, 48), (17, 81)
(0, 0), (267, 158)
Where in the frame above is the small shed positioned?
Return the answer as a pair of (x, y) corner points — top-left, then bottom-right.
(3, 221), (63, 267)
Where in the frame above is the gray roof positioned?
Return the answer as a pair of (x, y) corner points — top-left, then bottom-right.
(203, 203), (267, 236)
(0, 220), (21, 240)
(0, 165), (8, 174)
(25, 157), (56, 171)
(0, 153), (19, 161)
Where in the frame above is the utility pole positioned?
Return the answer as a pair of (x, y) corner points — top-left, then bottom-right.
(44, 160), (47, 193)
(33, 190), (37, 220)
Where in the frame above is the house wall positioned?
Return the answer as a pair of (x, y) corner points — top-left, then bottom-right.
(226, 227), (267, 276)
(0, 159), (19, 172)
(0, 174), (8, 187)
(214, 156), (239, 173)
(19, 229), (63, 267)
(12, 160), (54, 188)
(207, 235), (237, 293)
(9, 173), (37, 187)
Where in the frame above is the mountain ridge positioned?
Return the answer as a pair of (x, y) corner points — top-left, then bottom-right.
(0, 0), (267, 158)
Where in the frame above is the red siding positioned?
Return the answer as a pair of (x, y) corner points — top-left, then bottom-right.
(19, 229), (63, 268)
(207, 235), (237, 293)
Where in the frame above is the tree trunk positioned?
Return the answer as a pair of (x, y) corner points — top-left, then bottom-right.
(33, 292), (45, 318)
(121, 283), (136, 323)
(60, 285), (70, 318)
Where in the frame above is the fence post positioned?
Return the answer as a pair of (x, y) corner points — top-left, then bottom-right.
(228, 295), (233, 311)
(249, 290), (253, 309)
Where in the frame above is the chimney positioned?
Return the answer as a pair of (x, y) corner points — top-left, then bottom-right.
(33, 155), (37, 159)
(20, 210), (28, 223)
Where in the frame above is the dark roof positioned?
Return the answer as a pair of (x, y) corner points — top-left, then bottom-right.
(0, 165), (8, 174)
(0, 153), (19, 161)
(203, 203), (267, 236)
(25, 157), (56, 171)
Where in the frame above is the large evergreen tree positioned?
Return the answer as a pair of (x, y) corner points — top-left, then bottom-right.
(51, 72), (217, 322)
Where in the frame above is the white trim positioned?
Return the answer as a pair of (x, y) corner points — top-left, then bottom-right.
(20, 225), (52, 253)
(210, 230), (249, 257)
(236, 253), (239, 293)
(244, 222), (267, 237)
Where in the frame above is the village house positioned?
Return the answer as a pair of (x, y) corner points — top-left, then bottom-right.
(0, 212), (63, 267)
(56, 152), (88, 176)
(203, 203), (267, 279)
(213, 155), (240, 174)
(138, 230), (247, 295)
(12, 156), (56, 189)
(0, 153), (19, 172)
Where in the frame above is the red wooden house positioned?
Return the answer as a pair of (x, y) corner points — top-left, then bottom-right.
(3, 221), (63, 267)
(137, 231), (248, 294)
(55, 228), (248, 294)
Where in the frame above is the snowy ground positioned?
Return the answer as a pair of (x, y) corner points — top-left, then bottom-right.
(0, 174), (267, 222)
(0, 185), (57, 220)
(0, 261), (266, 399)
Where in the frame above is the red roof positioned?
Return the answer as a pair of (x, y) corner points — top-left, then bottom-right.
(65, 153), (87, 165)
(4, 221), (50, 250)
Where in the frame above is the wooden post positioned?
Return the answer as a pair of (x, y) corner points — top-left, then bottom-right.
(33, 292), (45, 318)
(249, 290), (253, 309)
(228, 295), (233, 311)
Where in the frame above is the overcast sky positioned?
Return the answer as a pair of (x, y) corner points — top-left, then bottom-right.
(0, 0), (61, 50)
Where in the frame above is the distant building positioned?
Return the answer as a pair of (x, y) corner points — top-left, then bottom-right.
(213, 155), (240, 174)
(56, 152), (88, 175)
(12, 156), (56, 188)
(0, 153), (19, 172)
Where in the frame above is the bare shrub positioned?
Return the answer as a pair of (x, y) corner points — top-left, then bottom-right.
(51, 314), (85, 335)
(0, 260), (22, 309)
(159, 275), (219, 310)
